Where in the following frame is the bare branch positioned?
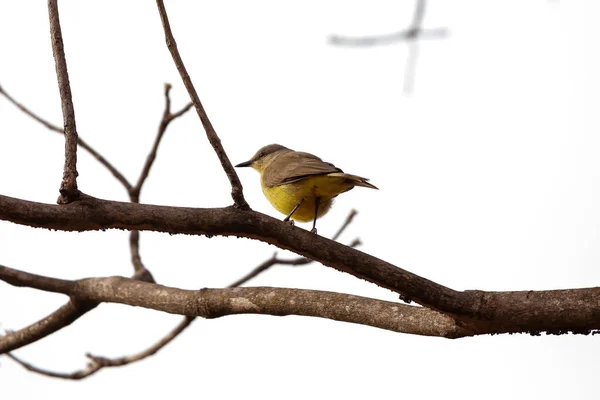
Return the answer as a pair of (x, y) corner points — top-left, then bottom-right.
(2, 194), (600, 335)
(6, 353), (102, 380)
(5, 316), (194, 380)
(0, 193), (463, 311)
(329, 0), (448, 94)
(329, 32), (413, 47)
(331, 209), (357, 241)
(0, 300), (96, 354)
(0, 268), (467, 339)
(404, 41), (419, 94)
(411, 0), (427, 29)
(131, 84), (193, 201)
(126, 84), (192, 278)
(230, 209), (360, 287)
(0, 85), (132, 191)
(155, 0), (248, 209)
(47, 0), (80, 203)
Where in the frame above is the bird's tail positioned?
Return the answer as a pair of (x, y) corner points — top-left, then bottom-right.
(329, 173), (379, 190)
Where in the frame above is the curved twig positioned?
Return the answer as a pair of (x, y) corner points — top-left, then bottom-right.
(131, 83), (193, 201)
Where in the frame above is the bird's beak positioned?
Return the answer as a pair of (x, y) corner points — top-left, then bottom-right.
(235, 160), (253, 168)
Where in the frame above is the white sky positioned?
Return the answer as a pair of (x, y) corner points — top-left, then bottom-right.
(1, 1), (599, 399)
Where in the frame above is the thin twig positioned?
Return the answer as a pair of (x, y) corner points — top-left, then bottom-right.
(155, 0), (248, 209)
(5, 316), (193, 380)
(48, 0), (80, 203)
(0, 84), (133, 191)
(131, 83), (193, 201)
(127, 84), (192, 277)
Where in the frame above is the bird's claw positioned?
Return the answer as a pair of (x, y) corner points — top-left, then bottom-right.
(310, 228), (318, 234)
(285, 219), (295, 226)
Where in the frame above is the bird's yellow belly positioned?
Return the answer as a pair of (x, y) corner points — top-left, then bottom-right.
(261, 175), (354, 222)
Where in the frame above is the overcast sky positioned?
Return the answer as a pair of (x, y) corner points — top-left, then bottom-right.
(1, 1), (599, 399)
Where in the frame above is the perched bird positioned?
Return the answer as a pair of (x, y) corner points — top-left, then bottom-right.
(235, 144), (377, 233)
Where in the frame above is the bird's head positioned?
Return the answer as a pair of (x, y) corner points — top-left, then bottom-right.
(235, 144), (289, 173)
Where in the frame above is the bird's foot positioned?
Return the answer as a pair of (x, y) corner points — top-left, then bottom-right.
(310, 227), (318, 234)
(285, 219), (295, 226)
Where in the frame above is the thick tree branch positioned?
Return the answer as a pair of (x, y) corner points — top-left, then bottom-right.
(48, 0), (80, 203)
(1, 194), (600, 335)
(0, 84), (132, 191)
(0, 193), (464, 313)
(155, 0), (248, 209)
(0, 267), (467, 339)
(230, 209), (359, 287)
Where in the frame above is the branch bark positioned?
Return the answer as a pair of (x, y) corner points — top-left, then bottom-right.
(0, 266), (467, 340)
(230, 209), (359, 287)
(48, 0), (80, 203)
(155, 0), (248, 209)
(1, 194), (600, 335)
(0, 301), (96, 354)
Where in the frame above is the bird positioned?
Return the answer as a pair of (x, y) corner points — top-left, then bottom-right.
(235, 144), (377, 233)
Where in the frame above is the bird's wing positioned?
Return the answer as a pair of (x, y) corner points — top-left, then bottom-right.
(263, 151), (342, 187)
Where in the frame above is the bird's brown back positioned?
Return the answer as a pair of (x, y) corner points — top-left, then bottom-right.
(262, 150), (342, 187)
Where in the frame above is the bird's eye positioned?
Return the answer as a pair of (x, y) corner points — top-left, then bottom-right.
(258, 152), (265, 158)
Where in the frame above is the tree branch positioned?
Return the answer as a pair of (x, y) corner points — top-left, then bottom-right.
(0, 300), (96, 354)
(127, 84), (192, 278)
(0, 267), (467, 339)
(1, 194), (600, 335)
(48, 0), (80, 203)
(230, 209), (360, 287)
(0, 84), (133, 191)
(130, 83), (193, 201)
(0, 193), (465, 312)
(5, 316), (193, 380)
(155, 0), (248, 209)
